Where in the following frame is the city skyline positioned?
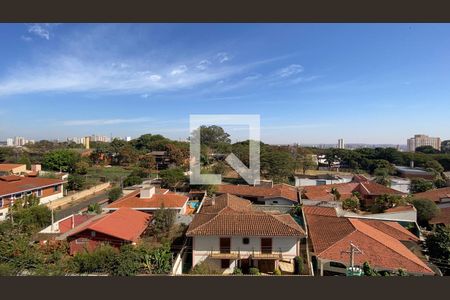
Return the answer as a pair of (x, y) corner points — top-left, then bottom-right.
(1, 24), (450, 144)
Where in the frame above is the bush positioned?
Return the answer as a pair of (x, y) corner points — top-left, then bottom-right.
(249, 267), (260, 275)
(342, 197), (360, 212)
(411, 198), (440, 225)
(232, 267), (243, 275)
(273, 268), (282, 275)
(123, 175), (142, 187)
(190, 260), (222, 275)
(108, 187), (123, 202)
(294, 256), (304, 275)
(68, 174), (86, 191)
(410, 178), (434, 194)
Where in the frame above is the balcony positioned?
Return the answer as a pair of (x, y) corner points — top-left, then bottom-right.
(208, 247), (283, 260)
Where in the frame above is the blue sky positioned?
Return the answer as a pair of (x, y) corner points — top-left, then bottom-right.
(0, 23), (449, 145)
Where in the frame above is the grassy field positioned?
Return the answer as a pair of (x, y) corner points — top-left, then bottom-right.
(86, 166), (133, 183)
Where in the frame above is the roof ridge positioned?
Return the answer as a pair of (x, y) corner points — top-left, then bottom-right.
(349, 219), (432, 272)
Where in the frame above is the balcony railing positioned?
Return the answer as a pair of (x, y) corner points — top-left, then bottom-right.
(209, 247), (283, 260)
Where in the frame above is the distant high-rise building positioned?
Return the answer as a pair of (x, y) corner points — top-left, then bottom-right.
(407, 134), (441, 152)
(126, 136), (132, 142)
(337, 138), (345, 149)
(83, 136), (90, 149)
(6, 138), (13, 147)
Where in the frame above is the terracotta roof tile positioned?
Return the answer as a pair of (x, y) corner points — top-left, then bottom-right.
(107, 189), (188, 209)
(216, 183), (299, 202)
(413, 187), (450, 203)
(303, 209), (433, 275)
(66, 208), (151, 242)
(0, 176), (65, 197)
(187, 194), (305, 237)
(0, 164), (25, 172)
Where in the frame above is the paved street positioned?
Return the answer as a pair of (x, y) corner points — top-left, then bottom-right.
(54, 192), (109, 221)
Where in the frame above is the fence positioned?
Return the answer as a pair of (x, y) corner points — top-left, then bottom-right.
(47, 182), (111, 209)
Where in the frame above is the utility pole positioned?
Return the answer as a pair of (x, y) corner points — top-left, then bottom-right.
(341, 242), (362, 268)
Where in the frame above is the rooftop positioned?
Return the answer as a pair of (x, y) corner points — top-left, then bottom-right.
(107, 188), (189, 210)
(186, 194), (305, 237)
(413, 187), (450, 203)
(303, 206), (433, 275)
(63, 208), (151, 242)
(216, 183), (299, 202)
(0, 175), (65, 197)
(0, 164), (25, 172)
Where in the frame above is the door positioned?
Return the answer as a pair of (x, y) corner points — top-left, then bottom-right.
(220, 237), (231, 254)
(261, 238), (272, 254)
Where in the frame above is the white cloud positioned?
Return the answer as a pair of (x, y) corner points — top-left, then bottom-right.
(28, 24), (51, 40)
(196, 60), (211, 70)
(149, 74), (161, 81)
(170, 65), (188, 76)
(21, 35), (32, 42)
(63, 117), (152, 126)
(276, 64), (304, 78)
(216, 52), (230, 63)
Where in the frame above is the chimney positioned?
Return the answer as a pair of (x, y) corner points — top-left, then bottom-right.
(410, 161), (415, 169)
(140, 185), (156, 199)
(212, 194), (216, 206)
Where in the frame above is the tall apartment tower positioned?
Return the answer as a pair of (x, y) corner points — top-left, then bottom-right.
(83, 136), (90, 149)
(407, 134), (441, 152)
(337, 138), (345, 149)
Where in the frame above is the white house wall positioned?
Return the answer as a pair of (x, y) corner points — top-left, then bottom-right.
(192, 235), (300, 270)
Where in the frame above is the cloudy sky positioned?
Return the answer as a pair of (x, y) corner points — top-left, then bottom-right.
(0, 23), (449, 144)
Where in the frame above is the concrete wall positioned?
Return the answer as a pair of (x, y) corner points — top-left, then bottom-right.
(47, 182), (111, 209)
(295, 177), (351, 187)
(262, 197), (295, 206)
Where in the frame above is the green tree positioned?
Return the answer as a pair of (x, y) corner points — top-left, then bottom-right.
(212, 161), (228, 176)
(374, 168), (391, 187)
(441, 140), (450, 154)
(330, 187), (341, 201)
(159, 167), (185, 189)
(425, 226), (450, 275)
(42, 149), (81, 172)
(74, 160), (90, 175)
(123, 175), (143, 187)
(87, 203), (102, 214)
(410, 178), (434, 194)
(425, 160), (444, 174)
(261, 150), (295, 183)
(342, 197), (360, 212)
(68, 174), (86, 191)
(149, 206), (176, 239)
(416, 146), (440, 154)
(411, 198), (440, 225)
(371, 194), (406, 213)
(194, 125), (231, 148)
(108, 187), (123, 202)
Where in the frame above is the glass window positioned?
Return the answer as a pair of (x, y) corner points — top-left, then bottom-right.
(54, 185), (59, 192)
(243, 237), (250, 245)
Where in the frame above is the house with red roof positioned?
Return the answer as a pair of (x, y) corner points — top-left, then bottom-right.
(37, 213), (97, 243)
(105, 185), (189, 215)
(413, 187), (450, 226)
(302, 206), (434, 276)
(300, 180), (406, 208)
(58, 208), (151, 255)
(0, 175), (66, 221)
(186, 194), (306, 274)
(216, 183), (299, 206)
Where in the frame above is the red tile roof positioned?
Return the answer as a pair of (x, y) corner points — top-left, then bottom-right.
(303, 209), (432, 275)
(107, 189), (188, 209)
(66, 208), (151, 242)
(301, 181), (405, 202)
(302, 206), (338, 217)
(0, 164), (25, 172)
(0, 176), (65, 197)
(187, 194), (305, 237)
(413, 187), (450, 203)
(429, 207), (450, 225)
(216, 183), (299, 202)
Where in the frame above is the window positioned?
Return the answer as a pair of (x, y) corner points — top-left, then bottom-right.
(272, 200), (278, 204)
(91, 231), (96, 237)
(75, 238), (89, 244)
(0, 198), (3, 208)
(221, 259), (230, 268)
(36, 189), (42, 197)
(54, 185), (59, 192)
(242, 237), (250, 245)
(14, 193), (23, 199)
(329, 262), (346, 269)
